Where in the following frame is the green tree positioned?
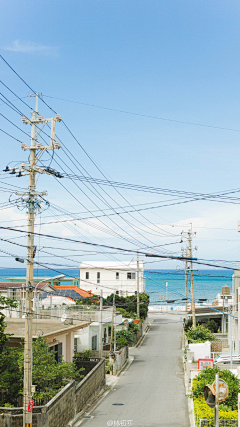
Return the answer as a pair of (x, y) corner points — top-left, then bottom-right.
(25, 337), (84, 404)
(206, 319), (219, 333)
(105, 293), (150, 319)
(129, 322), (140, 334)
(0, 294), (18, 352)
(76, 295), (99, 306)
(116, 330), (135, 349)
(186, 325), (216, 343)
(0, 294), (20, 406)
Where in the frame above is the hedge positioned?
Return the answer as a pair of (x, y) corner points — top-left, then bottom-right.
(194, 397), (238, 423)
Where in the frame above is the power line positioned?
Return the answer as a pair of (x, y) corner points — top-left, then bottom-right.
(41, 94), (240, 134)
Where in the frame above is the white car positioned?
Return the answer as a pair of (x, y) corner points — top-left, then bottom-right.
(214, 354), (240, 365)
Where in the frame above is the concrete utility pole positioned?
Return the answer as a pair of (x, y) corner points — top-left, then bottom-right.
(110, 293), (115, 351)
(188, 225), (196, 328)
(137, 251), (140, 318)
(114, 294), (116, 352)
(184, 249), (189, 314)
(10, 94), (62, 427)
(99, 290), (103, 358)
(181, 225), (197, 327)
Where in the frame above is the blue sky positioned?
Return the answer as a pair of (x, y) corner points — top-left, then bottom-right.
(0, 1), (240, 271)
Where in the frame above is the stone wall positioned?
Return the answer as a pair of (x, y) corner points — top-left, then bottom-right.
(0, 359), (105, 427)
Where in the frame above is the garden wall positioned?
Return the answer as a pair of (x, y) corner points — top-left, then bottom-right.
(0, 359), (105, 427)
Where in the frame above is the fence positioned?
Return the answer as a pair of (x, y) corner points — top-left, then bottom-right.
(199, 420), (237, 427)
(0, 359), (105, 427)
(36, 306), (113, 322)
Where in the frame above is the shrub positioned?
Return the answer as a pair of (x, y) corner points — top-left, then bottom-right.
(129, 322), (141, 334)
(81, 349), (92, 358)
(186, 325), (216, 343)
(116, 330), (135, 349)
(194, 397), (238, 422)
(190, 367), (240, 411)
(184, 318), (193, 332)
(206, 319), (219, 333)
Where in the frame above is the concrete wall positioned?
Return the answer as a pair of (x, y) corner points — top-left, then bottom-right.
(109, 346), (129, 375)
(75, 359), (105, 413)
(0, 359), (105, 427)
(188, 341), (211, 361)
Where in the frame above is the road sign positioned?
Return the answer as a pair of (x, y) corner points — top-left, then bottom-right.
(28, 400), (34, 412)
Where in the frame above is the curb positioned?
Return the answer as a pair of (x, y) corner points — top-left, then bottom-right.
(135, 321), (153, 348)
(183, 356), (195, 427)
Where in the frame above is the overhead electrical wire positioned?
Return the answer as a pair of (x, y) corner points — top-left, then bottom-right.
(41, 93), (240, 134)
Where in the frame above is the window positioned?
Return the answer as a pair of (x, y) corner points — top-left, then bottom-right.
(127, 272), (136, 280)
(116, 272), (119, 279)
(52, 343), (62, 363)
(74, 337), (80, 353)
(86, 272), (89, 280)
(92, 335), (97, 351)
(97, 272), (100, 283)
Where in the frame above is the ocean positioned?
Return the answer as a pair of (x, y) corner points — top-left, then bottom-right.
(0, 268), (233, 306)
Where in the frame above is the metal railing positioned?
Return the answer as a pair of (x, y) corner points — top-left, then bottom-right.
(199, 420), (237, 427)
(36, 306), (114, 322)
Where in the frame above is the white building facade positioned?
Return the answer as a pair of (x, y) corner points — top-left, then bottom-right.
(79, 261), (145, 298)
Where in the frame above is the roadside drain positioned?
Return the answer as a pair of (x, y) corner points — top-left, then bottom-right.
(112, 403), (124, 406)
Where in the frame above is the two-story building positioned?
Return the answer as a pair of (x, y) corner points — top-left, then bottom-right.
(79, 261), (145, 298)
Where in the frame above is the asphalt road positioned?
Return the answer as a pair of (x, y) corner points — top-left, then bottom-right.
(80, 314), (189, 427)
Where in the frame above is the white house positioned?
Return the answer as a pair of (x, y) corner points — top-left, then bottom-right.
(79, 261), (145, 298)
(73, 309), (123, 353)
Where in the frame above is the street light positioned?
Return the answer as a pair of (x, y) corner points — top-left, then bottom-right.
(34, 274), (65, 317)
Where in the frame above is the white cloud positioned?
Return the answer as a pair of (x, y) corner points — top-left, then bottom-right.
(3, 40), (58, 55)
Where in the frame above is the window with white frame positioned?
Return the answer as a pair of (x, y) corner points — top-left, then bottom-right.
(74, 337), (80, 353)
(97, 272), (100, 283)
(127, 272), (136, 280)
(86, 272), (89, 280)
(116, 272), (119, 279)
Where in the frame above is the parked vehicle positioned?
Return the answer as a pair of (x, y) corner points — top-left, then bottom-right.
(214, 354), (240, 364)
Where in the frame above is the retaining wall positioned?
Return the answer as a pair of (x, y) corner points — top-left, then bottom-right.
(0, 359), (105, 427)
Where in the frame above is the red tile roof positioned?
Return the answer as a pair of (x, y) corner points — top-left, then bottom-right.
(53, 286), (93, 298)
(0, 282), (52, 290)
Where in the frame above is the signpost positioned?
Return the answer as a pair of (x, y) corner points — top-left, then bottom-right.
(204, 375), (229, 427)
(198, 359), (214, 370)
(158, 296), (165, 313)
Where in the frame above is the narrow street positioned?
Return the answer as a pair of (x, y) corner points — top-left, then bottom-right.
(80, 314), (189, 427)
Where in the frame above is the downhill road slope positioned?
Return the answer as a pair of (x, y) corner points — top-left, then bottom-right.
(80, 314), (189, 427)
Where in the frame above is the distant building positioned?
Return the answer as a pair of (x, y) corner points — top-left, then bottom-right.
(79, 261), (145, 298)
(41, 295), (76, 308)
(53, 285), (93, 301)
